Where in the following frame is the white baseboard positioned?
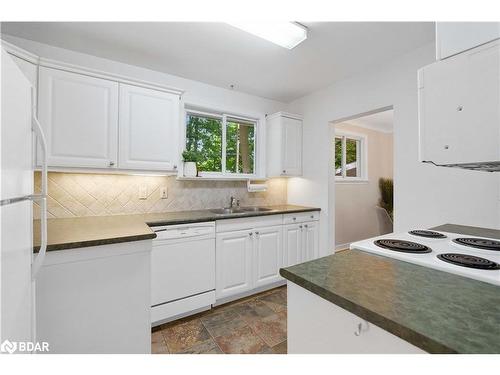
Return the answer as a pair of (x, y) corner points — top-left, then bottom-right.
(335, 242), (351, 252)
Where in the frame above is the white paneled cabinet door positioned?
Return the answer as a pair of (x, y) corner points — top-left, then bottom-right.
(216, 230), (253, 299)
(38, 67), (119, 168)
(303, 221), (319, 262)
(254, 225), (283, 288)
(282, 117), (302, 176)
(283, 224), (302, 267)
(118, 84), (180, 171)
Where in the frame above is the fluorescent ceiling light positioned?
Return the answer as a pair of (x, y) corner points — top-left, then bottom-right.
(227, 22), (307, 49)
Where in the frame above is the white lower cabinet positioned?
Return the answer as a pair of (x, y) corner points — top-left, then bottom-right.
(287, 282), (425, 354)
(283, 220), (319, 267)
(253, 225), (283, 288)
(216, 229), (254, 299)
(36, 240), (152, 354)
(215, 212), (319, 301)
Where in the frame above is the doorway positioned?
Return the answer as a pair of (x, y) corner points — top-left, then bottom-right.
(329, 108), (394, 252)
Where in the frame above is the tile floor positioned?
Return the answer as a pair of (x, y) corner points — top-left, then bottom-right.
(151, 286), (287, 354)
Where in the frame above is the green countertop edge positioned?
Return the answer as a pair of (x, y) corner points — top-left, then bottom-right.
(280, 264), (455, 354)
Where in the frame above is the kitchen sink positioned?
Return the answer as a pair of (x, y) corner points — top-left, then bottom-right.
(209, 208), (246, 215)
(240, 207), (273, 212)
(209, 206), (273, 215)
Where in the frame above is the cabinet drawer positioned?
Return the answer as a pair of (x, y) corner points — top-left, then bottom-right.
(216, 214), (283, 233)
(283, 211), (319, 225)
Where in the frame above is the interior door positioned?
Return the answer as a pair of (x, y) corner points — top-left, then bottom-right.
(282, 117), (302, 175)
(118, 84), (180, 171)
(216, 230), (253, 299)
(38, 66), (119, 168)
(254, 225), (283, 288)
(283, 223), (302, 267)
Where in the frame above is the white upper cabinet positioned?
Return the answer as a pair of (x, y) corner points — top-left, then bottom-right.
(418, 41), (500, 166)
(38, 67), (119, 168)
(266, 112), (303, 177)
(436, 22), (500, 60)
(118, 84), (180, 171)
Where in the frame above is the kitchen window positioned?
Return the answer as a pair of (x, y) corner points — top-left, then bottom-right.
(185, 109), (257, 177)
(334, 132), (367, 181)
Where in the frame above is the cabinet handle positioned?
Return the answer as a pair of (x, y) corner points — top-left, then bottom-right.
(108, 161), (115, 167)
(173, 164), (178, 169)
(249, 232), (253, 237)
(292, 217), (297, 221)
(304, 224), (308, 228)
(299, 225), (303, 229)
(255, 231), (259, 235)
(457, 105), (463, 112)
(354, 322), (362, 336)
(282, 170), (286, 174)
(310, 215), (314, 219)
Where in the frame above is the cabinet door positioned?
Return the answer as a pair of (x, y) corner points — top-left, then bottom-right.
(419, 43), (500, 165)
(216, 230), (253, 299)
(281, 117), (302, 176)
(303, 221), (319, 261)
(118, 84), (180, 171)
(38, 67), (119, 168)
(283, 224), (302, 267)
(254, 225), (283, 288)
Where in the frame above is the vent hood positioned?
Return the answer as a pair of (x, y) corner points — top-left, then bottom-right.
(418, 40), (500, 172)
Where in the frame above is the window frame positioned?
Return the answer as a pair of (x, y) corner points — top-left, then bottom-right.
(334, 130), (368, 183)
(184, 107), (258, 179)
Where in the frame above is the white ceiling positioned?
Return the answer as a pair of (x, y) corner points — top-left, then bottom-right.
(1, 22), (434, 102)
(346, 109), (394, 133)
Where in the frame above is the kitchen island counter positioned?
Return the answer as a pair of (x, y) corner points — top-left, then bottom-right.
(280, 249), (500, 354)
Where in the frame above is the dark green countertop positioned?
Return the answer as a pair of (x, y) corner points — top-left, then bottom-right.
(34, 205), (320, 252)
(280, 250), (500, 354)
(431, 223), (500, 240)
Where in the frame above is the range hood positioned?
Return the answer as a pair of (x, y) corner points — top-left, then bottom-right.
(418, 40), (500, 172)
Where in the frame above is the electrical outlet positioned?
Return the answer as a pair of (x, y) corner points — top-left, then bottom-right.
(160, 186), (168, 199)
(139, 184), (148, 200)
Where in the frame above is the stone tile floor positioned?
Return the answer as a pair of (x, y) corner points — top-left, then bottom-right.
(151, 286), (287, 354)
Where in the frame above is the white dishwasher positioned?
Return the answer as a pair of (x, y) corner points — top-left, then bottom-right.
(150, 222), (215, 326)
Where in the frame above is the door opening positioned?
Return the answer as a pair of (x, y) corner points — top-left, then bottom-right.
(329, 108), (394, 252)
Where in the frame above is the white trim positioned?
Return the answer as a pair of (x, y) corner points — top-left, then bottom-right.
(0, 39), (39, 64)
(335, 242), (351, 252)
(334, 130), (368, 181)
(38, 57), (184, 96)
(266, 111), (303, 122)
(35, 166), (177, 176)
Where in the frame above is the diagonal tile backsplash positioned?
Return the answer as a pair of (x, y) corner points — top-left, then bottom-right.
(33, 172), (288, 219)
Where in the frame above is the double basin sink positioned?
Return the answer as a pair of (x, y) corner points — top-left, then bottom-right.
(209, 207), (274, 215)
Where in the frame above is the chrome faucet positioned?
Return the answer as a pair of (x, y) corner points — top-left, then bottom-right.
(229, 196), (240, 208)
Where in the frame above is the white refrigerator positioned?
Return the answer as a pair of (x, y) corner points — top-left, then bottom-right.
(0, 46), (48, 351)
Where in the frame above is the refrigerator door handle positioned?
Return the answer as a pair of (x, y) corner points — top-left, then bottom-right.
(31, 88), (48, 280)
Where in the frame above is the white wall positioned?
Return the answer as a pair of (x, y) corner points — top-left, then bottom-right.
(287, 43), (500, 256)
(1, 34), (288, 178)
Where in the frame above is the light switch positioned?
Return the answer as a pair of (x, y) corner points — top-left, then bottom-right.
(139, 184), (148, 200)
(160, 187), (168, 199)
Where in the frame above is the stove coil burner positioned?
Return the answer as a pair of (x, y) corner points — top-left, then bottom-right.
(374, 239), (432, 253)
(437, 253), (500, 270)
(408, 230), (447, 239)
(453, 237), (500, 251)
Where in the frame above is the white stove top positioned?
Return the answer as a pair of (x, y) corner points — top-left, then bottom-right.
(350, 230), (500, 286)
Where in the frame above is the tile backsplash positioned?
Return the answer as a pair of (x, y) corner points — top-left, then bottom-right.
(34, 172), (288, 219)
